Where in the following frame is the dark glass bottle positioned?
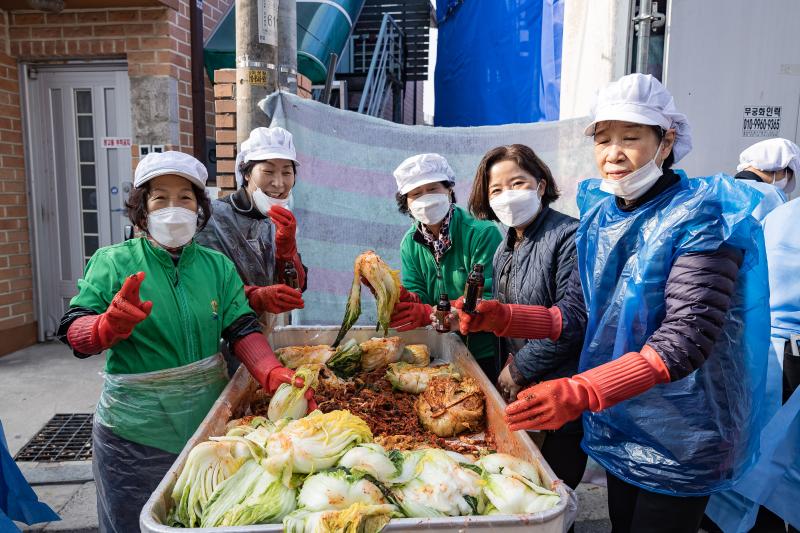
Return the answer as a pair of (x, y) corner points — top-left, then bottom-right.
(434, 293), (451, 333)
(283, 262), (299, 290)
(461, 263), (485, 314)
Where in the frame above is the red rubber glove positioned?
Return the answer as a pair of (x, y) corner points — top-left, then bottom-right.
(266, 366), (318, 411)
(453, 298), (561, 340)
(67, 272), (153, 354)
(245, 284), (304, 314)
(399, 286), (422, 304)
(453, 298), (510, 336)
(269, 205), (297, 260)
(504, 347), (671, 431)
(232, 332), (317, 411)
(389, 301), (433, 332)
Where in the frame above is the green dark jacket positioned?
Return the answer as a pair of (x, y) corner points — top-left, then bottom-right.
(68, 237), (254, 452)
(399, 206), (502, 360)
(70, 238), (253, 375)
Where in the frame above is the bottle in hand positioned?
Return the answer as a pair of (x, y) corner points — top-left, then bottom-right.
(283, 262), (299, 290)
(461, 263), (484, 314)
(434, 293), (452, 333)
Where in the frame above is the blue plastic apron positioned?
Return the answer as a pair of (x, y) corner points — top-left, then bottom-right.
(740, 180), (787, 222)
(0, 421), (59, 529)
(575, 172), (770, 496)
(706, 197), (800, 531)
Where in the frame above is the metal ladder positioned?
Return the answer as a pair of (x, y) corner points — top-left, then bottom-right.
(357, 13), (404, 117)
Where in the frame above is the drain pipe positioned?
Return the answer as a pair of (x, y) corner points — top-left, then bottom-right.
(190, 0), (207, 162)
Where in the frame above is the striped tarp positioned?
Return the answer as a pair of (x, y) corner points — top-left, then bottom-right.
(260, 92), (596, 326)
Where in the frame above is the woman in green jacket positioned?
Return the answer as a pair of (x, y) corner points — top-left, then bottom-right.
(389, 153), (503, 381)
(57, 151), (311, 533)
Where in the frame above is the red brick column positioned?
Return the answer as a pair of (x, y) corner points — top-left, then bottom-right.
(213, 69), (237, 196)
(212, 70), (314, 197)
(0, 50), (36, 355)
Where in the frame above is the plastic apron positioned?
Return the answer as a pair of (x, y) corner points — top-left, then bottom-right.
(195, 199), (276, 288)
(740, 180), (787, 222)
(706, 197), (800, 531)
(196, 199), (279, 334)
(575, 172), (770, 496)
(95, 354), (228, 454)
(0, 421), (59, 529)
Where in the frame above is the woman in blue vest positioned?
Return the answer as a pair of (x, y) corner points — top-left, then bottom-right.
(456, 74), (770, 532)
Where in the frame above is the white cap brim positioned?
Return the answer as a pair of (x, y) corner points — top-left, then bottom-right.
(244, 148), (300, 166)
(398, 172), (453, 195)
(134, 168), (206, 190)
(584, 107), (672, 136)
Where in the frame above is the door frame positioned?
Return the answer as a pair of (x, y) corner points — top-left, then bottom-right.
(20, 61), (130, 341)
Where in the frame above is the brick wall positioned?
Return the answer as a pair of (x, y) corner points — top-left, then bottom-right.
(0, 3), (232, 354)
(213, 68), (237, 193)
(202, 0), (232, 148)
(8, 1), (231, 168)
(213, 69), (313, 198)
(0, 47), (36, 354)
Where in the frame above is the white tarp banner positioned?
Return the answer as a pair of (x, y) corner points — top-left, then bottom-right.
(260, 92), (596, 326)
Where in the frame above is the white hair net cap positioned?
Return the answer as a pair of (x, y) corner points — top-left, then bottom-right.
(393, 153), (456, 195)
(235, 127), (299, 188)
(134, 151), (207, 189)
(737, 138), (800, 175)
(584, 73), (693, 163)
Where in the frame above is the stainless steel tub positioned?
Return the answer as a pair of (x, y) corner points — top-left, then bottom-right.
(140, 326), (577, 532)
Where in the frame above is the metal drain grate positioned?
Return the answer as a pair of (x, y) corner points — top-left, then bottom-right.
(14, 413), (93, 462)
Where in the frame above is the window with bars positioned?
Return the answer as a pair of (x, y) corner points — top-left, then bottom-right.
(75, 89), (99, 264)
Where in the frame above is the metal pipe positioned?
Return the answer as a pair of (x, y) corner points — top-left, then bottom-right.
(190, 0), (207, 162)
(635, 0), (653, 74)
(321, 52), (338, 105)
(413, 79), (417, 125)
(278, 0), (298, 94)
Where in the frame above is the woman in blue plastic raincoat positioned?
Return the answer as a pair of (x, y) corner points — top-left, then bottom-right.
(733, 137), (799, 221)
(455, 74), (770, 532)
(706, 195), (800, 533)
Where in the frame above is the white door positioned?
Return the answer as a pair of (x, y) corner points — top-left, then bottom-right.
(24, 65), (133, 340)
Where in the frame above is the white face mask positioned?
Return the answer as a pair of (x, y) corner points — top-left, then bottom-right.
(147, 207), (197, 249)
(253, 188), (292, 216)
(600, 142), (664, 201)
(771, 170), (794, 193)
(409, 193), (451, 225)
(489, 188), (542, 228)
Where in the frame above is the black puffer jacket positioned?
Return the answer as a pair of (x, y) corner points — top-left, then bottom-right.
(493, 206), (586, 385)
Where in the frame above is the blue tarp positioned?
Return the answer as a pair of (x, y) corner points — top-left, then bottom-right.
(0, 421), (59, 531)
(434, 0), (563, 126)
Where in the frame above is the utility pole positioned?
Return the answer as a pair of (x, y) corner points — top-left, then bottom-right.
(236, 0), (279, 143)
(277, 0), (298, 95)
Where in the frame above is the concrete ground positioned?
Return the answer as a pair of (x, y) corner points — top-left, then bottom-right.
(1, 342), (103, 532)
(0, 342), (613, 532)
